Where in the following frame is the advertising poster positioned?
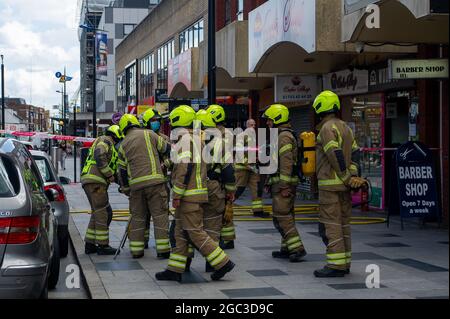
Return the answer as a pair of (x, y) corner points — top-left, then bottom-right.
(96, 33), (108, 76)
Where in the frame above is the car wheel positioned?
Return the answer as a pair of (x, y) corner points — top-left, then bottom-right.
(58, 225), (69, 258)
(48, 232), (61, 290)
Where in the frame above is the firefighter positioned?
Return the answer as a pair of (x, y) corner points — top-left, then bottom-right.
(117, 114), (171, 259)
(207, 104), (236, 250)
(81, 125), (123, 255)
(312, 90), (365, 277)
(197, 109), (236, 272)
(234, 119), (266, 217)
(262, 104), (307, 263)
(156, 105), (235, 282)
(141, 108), (172, 249)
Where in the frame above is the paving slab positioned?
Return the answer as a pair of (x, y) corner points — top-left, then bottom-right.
(63, 158), (449, 300)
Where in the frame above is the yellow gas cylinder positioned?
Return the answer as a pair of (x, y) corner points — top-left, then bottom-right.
(300, 132), (316, 177)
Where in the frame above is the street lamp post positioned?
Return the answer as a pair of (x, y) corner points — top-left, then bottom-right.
(1, 55), (5, 131)
(208, 0), (217, 105)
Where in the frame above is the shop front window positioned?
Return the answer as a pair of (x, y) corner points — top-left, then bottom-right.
(157, 39), (175, 90)
(140, 53), (154, 102)
(347, 94), (384, 208)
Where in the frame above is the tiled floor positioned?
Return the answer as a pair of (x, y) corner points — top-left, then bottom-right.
(66, 180), (449, 300)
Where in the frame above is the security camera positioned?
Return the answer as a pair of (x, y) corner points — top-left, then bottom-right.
(355, 42), (365, 54)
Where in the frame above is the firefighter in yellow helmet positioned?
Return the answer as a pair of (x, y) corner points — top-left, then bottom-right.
(312, 90), (365, 277)
(116, 114), (171, 259)
(262, 104), (307, 262)
(197, 109), (236, 272)
(156, 105), (235, 282)
(141, 108), (172, 249)
(81, 125), (123, 255)
(207, 104), (236, 250)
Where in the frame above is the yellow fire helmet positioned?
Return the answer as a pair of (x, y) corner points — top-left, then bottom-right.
(262, 104), (290, 126)
(196, 109), (216, 128)
(106, 125), (124, 140)
(169, 105), (196, 128)
(207, 104), (226, 124)
(313, 90), (341, 115)
(142, 108), (162, 128)
(119, 114), (140, 135)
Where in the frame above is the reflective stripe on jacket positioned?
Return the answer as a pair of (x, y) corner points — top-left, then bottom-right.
(268, 123), (300, 188)
(316, 115), (359, 191)
(117, 128), (168, 191)
(81, 135), (117, 185)
(171, 129), (208, 203)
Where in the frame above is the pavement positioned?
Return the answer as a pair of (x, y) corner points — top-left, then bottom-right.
(61, 157), (449, 299)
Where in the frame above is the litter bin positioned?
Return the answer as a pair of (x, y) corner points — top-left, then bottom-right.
(80, 147), (90, 175)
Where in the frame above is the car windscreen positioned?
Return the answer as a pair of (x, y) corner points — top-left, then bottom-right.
(0, 156), (20, 198)
(33, 156), (56, 183)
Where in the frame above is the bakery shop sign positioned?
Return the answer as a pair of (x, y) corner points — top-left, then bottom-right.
(274, 75), (319, 103)
(389, 59), (449, 80)
(323, 69), (369, 96)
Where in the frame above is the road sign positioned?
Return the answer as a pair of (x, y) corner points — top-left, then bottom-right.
(55, 72), (62, 78)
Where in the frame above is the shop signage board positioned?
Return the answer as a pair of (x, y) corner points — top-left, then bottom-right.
(368, 65), (415, 92)
(248, 0), (316, 72)
(274, 75), (320, 103)
(388, 141), (440, 229)
(389, 59), (449, 80)
(168, 49), (192, 95)
(323, 69), (369, 96)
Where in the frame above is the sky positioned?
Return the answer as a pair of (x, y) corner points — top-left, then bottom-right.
(0, 0), (81, 112)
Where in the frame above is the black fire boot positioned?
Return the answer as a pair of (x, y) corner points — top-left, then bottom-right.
(155, 270), (182, 282)
(157, 252), (171, 260)
(132, 253), (144, 259)
(220, 240), (235, 250)
(345, 269), (351, 275)
(205, 261), (215, 273)
(144, 242), (149, 250)
(272, 250), (290, 259)
(211, 260), (235, 281)
(289, 250), (307, 263)
(314, 266), (346, 278)
(185, 258), (192, 273)
(97, 245), (118, 256)
(85, 243), (97, 255)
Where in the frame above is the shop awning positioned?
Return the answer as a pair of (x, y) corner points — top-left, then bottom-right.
(342, 0), (449, 44)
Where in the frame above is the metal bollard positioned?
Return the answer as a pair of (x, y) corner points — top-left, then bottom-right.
(50, 147), (59, 174)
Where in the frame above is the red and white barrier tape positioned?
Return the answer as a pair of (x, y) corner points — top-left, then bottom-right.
(0, 130), (95, 143)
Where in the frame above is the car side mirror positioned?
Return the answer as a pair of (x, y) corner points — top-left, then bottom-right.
(45, 188), (59, 202)
(59, 176), (71, 185)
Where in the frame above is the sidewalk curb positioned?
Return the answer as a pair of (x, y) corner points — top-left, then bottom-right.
(68, 215), (109, 299)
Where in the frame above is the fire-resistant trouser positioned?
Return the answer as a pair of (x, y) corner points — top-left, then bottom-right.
(167, 202), (230, 274)
(203, 180), (226, 244)
(83, 183), (113, 246)
(145, 182), (172, 247)
(129, 183), (170, 257)
(235, 170), (264, 214)
(318, 190), (352, 271)
(271, 185), (305, 254)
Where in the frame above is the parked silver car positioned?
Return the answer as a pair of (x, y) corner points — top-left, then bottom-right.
(0, 138), (60, 299)
(31, 150), (71, 258)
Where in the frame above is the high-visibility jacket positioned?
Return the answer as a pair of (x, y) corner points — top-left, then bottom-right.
(117, 128), (168, 192)
(81, 135), (118, 185)
(235, 129), (258, 172)
(268, 123), (300, 189)
(316, 114), (359, 192)
(171, 129), (208, 203)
